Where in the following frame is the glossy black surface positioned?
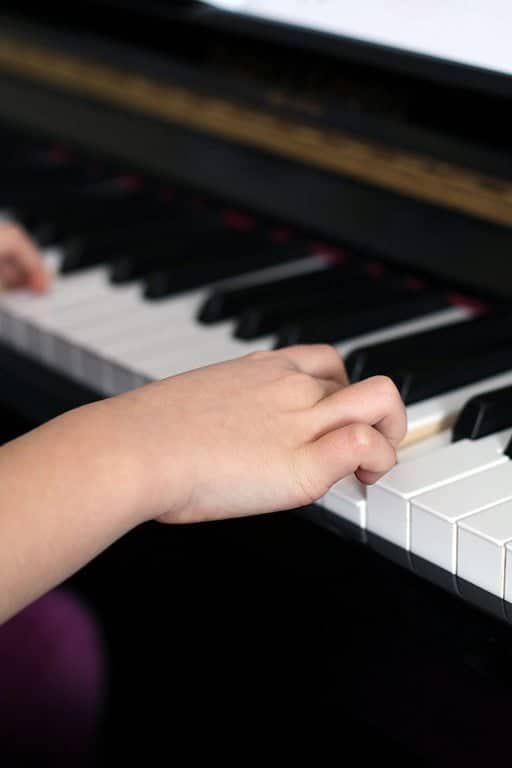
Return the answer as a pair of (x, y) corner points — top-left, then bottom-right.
(198, 259), (331, 325)
(275, 291), (450, 347)
(345, 310), (512, 382)
(1, 13), (512, 299)
(453, 383), (512, 441)
(235, 272), (426, 341)
(392, 342), (512, 405)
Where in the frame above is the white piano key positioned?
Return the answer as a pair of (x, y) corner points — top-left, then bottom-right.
(505, 542), (512, 603)
(0, 247), (62, 319)
(1, 261), (108, 318)
(46, 254), (323, 341)
(40, 283), (142, 329)
(410, 460), (512, 573)
(63, 298), (269, 390)
(321, 430), (452, 528)
(320, 475), (367, 527)
(62, 289), (212, 354)
(140, 334), (271, 381)
(32, 256), (323, 388)
(32, 285), (142, 371)
(93, 333), (268, 394)
(45, 288), (213, 378)
(396, 429), (453, 462)
(0, 266), (111, 353)
(365, 428), (512, 549)
(457, 500), (512, 597)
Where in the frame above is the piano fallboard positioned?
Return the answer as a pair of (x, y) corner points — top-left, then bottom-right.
(0, 11), (511, 299)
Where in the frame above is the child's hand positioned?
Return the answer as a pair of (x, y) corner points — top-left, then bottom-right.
(107, 345), (407, 525)
(0, 222), (49, 292)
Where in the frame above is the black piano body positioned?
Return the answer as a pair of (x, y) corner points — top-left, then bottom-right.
(1, 3), (512, 763)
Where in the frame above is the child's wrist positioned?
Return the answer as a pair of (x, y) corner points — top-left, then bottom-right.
(62, 400), (155, 530)
(90, 392), (187, 526)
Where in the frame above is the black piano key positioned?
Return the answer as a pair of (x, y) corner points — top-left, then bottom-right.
(0, 169), (138, 211)
(0, 142), (62, 169)
(108, 212), (229, 284)
(0, 180), (74, 208)
(0, 156), (116, 188)
(233, 272), (427, 340)
(452, 384), (512, 441)
(56, 191), (216, 269)
(197, 256), (331, 324)
(389, 343), (512, 406)
(109, 251), (166, 283)
(9, 174), (178, 239)
(504, 435), (512, 459)
(226, 274), (386, 337)
(28, 221), (61, 249)
(0, 162), (102, 187)
(11, 196), (156, 244)
(59, 217), (197, 273)
(143, 238), (304, 299)
(274, 292), (451, 347)
(345, 308), (512, 382)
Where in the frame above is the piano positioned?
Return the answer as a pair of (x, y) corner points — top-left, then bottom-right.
(1, 1), (512, 762)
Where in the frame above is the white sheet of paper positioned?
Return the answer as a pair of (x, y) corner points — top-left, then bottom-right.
(203, 1), (512, 76)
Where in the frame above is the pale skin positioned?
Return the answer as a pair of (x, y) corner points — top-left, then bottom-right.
(0, 222), (407, 624)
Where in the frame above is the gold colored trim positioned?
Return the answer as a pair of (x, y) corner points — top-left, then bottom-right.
(400, 415), (455, 448)
(1, 35), (512, 227)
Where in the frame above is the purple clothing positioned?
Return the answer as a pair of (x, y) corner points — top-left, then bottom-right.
(0, 588), (106, 764)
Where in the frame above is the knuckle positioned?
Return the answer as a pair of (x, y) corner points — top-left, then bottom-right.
(290, 371), (322, 396)
(345, 423), (373, 452)
(280, 371), (322, 409)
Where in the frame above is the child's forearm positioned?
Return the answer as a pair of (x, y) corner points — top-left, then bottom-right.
(0, 346), (406, 625)
(0, 400), (147, 624)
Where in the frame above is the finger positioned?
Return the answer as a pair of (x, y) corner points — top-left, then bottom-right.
(279, 344), (348, 386)
(0, 222), (49, 292)
(297, 423), (397, 501)
(355, 467), (386, 485)
(310, 375), (407, 449)
(0, 258), (24, 289)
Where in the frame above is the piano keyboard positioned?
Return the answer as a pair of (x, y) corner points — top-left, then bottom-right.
(3, 125), (512, 617)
